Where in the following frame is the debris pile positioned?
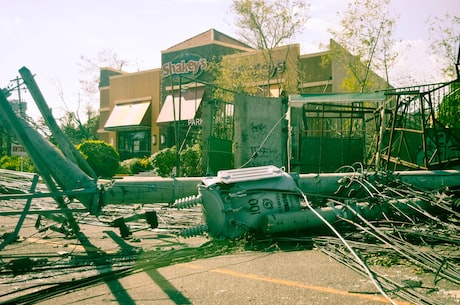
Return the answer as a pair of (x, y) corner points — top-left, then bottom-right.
(1, 166), (460, 304)
(309, 170), (460, 305)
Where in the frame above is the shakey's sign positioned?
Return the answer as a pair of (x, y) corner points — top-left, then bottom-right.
(162, 53), (207, 81)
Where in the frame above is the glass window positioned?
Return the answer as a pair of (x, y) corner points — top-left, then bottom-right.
(117, 130), (151, 160)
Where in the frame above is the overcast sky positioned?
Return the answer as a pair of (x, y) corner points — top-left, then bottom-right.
(1, 0), (459, 120)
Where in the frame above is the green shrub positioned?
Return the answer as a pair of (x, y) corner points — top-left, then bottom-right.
(116, 161), (132, 175)
(151, 146), (176, 177)
(180, 144), (204, 177)
(118, 157), (153, 175)
(76, 140), (119, 178)
(438, 81), (460, 128)
(139, 156), (153, 170)
(151, 144), (203, 177)
(0, 156), (35, 172)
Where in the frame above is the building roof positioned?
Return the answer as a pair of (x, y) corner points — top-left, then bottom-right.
(163, 28), (253, 53)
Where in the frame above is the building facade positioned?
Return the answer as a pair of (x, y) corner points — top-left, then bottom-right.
(97, 29), (389, 173)
(98, 29), (253, 160)
(98, 68), (161, 160)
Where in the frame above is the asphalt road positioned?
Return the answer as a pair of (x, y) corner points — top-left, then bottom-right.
(39, 249), (393, 305)
(1, 206), (459, 305)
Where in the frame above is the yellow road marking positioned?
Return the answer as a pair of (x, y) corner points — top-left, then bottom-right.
(182, 263), (410, 305)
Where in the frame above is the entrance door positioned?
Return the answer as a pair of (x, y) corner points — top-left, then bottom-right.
(117, 130), (151, 160)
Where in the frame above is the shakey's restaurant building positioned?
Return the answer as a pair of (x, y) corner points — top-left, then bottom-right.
(98, 29), (253, 161)
(97, 28), (388, 174)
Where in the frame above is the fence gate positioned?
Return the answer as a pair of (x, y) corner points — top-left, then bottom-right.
(201, 98), (234, 175)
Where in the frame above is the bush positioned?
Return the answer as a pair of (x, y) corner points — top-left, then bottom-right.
(438, 81), (460, 128)
(116, 161), (132, 175)
(118, 157), (153, 175)
(151, 144), (203, 177)
(151, 146), (176, 177)
(0, 156), (35, 172)
(180, 144), (204, 177)
(76, 140), (119, 178)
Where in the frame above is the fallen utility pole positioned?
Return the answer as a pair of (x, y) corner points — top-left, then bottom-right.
(170, 165), (460, 239)
(101, 168), (460, 206)
(0, 81), (98, 215)
(18, 67), (97, 179)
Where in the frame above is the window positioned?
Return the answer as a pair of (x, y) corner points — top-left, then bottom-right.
(117, 130), (151, 160)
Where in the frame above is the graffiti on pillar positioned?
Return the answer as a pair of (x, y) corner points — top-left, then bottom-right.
(248, 121), (282, 166)
(234, 95), (286, 168)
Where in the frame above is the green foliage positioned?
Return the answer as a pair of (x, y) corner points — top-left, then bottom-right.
(438, 81), (460, 128)
(76, 140), (119, 178)
(151, 146), (176, 177)
(59, 110), (99, 145)
(213, 0), (308, 98)
(209, 57), (262, 100)
(328, 0), (396, 92)
(118, 157), (153, 175)
(427, 13), (460, 80)
(231, 0), (309, 49)
(0, 156), (35, 172)
(151, 145), (203, 177)
(180, 144), (204, 177)
(115, 162), (131, 175)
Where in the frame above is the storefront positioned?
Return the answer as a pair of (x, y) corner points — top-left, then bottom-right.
(98, 29), (389, 173)
(98, 68), (161, 160)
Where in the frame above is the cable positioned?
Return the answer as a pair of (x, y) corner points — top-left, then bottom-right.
(297, 187), (398, 305)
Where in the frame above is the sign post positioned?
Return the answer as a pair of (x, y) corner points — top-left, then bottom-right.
(11, 143), (27, 172)
(11, 143), (27, 157)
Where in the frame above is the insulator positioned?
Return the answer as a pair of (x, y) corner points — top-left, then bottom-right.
(174, 194), (202, 209)
(180, 224), (208, 238)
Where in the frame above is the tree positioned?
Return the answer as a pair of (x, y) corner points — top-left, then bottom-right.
(231, 0), (309, 50)
(427, 13), (460, 128)
(48, 49), (131, 145)
(50, 78), (99, 144)
(208, 54), (271, 100)
(428, 13), (460, 81)
(59, 107), (99, 145)
(78, 49), (130, 107)
(328, 0), (398, 92)
(213, 0), (309, 98)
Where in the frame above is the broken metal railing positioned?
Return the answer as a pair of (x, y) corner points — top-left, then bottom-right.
(377, 80), (460, 170)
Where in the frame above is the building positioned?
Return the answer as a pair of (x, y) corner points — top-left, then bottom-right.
(98, 29), (390, 173)
(98, 68), (161, 160)
(98, 29), (253, 161)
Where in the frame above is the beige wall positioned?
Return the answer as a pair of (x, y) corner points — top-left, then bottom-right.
(98, 68), (162, 154)
(220, 44), (301, 96)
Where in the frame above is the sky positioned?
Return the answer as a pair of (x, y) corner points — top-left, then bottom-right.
(1, 0), (459, 121)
